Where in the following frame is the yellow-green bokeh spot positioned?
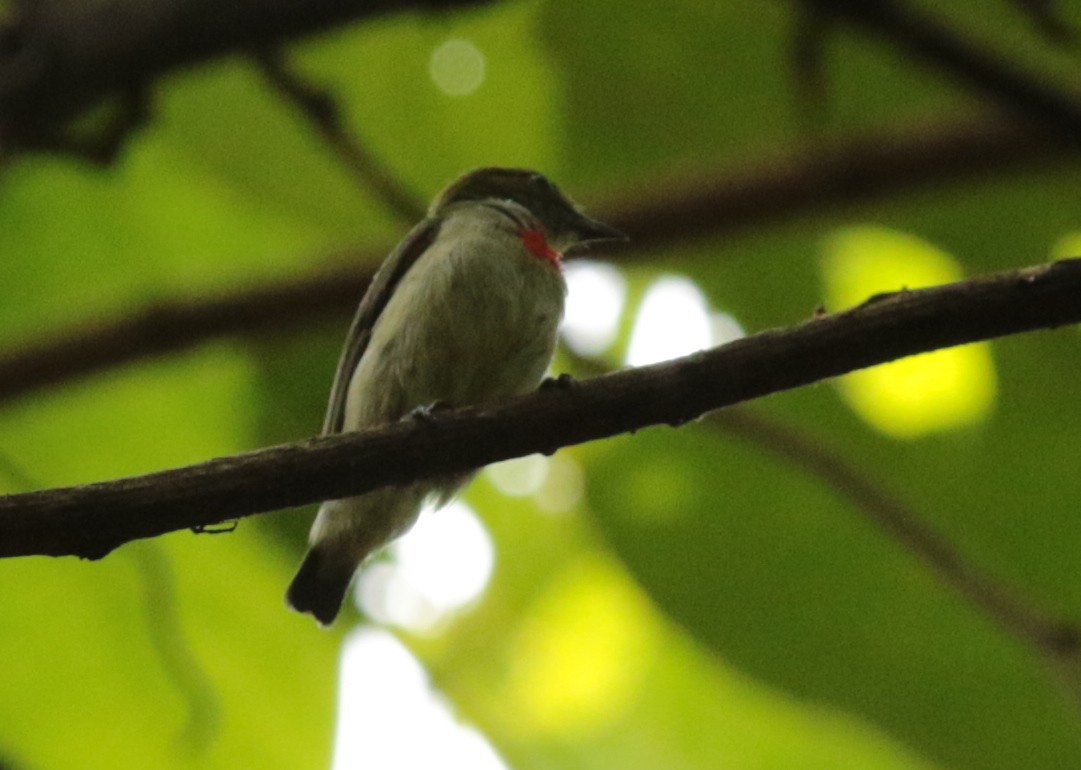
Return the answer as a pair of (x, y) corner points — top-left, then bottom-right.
(1051, 232), (1081, 261)
(502, 557), (658, 739)
(822, 226), (996, 438)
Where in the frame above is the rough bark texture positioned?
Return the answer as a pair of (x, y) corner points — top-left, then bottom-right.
(1, 257), (1078, 560)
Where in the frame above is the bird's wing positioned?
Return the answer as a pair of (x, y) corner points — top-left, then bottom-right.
(322, 217), (442, 435)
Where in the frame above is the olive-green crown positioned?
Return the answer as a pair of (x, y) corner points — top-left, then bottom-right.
(432, 167), (626, 246)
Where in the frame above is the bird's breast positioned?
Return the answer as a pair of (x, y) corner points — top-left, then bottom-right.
(343, 215), (566, 428)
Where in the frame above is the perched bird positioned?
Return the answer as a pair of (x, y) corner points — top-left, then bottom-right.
(286, 167), (626, 625)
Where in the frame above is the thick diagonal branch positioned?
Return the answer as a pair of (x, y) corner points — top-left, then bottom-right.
(1, 257), (1079, 561)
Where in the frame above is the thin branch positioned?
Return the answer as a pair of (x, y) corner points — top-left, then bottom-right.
(801, 0), (1081, 139)
(1012, 0), (1077, 45)
(9, 86), (152, 166)
(1, 257), (1079, 561)
(0, 455), (223, 746)
(252, 48), (427, 222)
(132, 544), (221, 755)
(789, 3), (833, 130)
(0, 448), (39, 492)
(0, 113), (1069, 406)
(0, 0), (492, 155)
(707, 409), (1081, 668)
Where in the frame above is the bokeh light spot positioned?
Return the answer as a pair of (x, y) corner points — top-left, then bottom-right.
(822, 226), (996, 438)
(505, 559), (658, 738)
(625, 275), (713, 366)
(486, 454), (550, 498)
(429, 39), (487, 96)
(534, 455), (585, 515)
(1051, 232), (1081, 260)
(332, 628), (508, 770)
(562, 260), (627, 355)
(355, 500), (494, 632)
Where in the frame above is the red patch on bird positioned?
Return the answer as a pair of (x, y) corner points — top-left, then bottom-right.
(520, 228), (561, 267)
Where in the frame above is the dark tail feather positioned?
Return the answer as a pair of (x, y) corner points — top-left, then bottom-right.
(286, 548), (357, 627)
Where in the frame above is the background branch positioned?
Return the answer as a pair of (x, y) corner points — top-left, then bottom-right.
(598, 113), (1067, 250)
(1, 256), (1079, 560)
(0, 113), (1068, 406)
(253, 48), (427, 222)
(0, 263), (368, 404)
(802, 0), (1081, 139)
(1012, 0), (1077, 45)
(5, 0), (1079, 762)
(707, 410), (1081, 672)
(3, 0), (1079, 164)
(0, 0), (492, 155)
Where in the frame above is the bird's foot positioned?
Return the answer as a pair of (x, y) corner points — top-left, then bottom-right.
(539, 373), (576, 392)
(406, 401), (452, 423)
(191, 519), (239, 535)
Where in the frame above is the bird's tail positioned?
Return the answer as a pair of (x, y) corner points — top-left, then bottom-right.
(286, 546), (358, 626)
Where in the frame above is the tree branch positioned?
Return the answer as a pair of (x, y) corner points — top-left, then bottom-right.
(2, 257), (1079, 560)
(598, 113), (1067, 250)
(0, 113), (1068, 406)
(0, 263), (369, 404)
(708, 409), (1081, 664)
(252, 48), (427, 222)
(1011, 0), (1077, 45)
(801, 0), (1081, 140)
(0, 0), (491, 154)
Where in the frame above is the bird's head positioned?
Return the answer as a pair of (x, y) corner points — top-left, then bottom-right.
(432, 167), (627, 254)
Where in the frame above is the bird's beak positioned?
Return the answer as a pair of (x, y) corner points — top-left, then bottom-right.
(573, 213), (629, 245)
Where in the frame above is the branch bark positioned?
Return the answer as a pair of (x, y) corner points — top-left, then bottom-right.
(802, 0), (1081, 140)
(2, 257), (1079, 560)
(0, 113), (1069, 406)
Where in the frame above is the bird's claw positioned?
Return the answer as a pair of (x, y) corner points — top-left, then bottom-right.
(539, 373), (576, 392)
(407, 401), (452, 422)
(191, 520), (239, 535)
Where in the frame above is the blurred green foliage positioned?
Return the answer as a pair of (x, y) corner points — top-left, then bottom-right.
(2, 0), (1081, 768)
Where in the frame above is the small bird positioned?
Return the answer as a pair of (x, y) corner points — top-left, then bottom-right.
(286, 167), (626, 625)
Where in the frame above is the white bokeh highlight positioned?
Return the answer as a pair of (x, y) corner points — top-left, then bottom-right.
(486, 454), (550, 498)
(561, 261), (627, 355)
(533, 455), (585, 515)
(711, 310), (746, 347)
(331, 628), (508, 770)
(355, 500), (494, 633)
(429, 39), (487, 96)
(625, 276), (718, 366)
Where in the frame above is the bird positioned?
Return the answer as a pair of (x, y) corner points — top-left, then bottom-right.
(286, 167), (627, 625)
